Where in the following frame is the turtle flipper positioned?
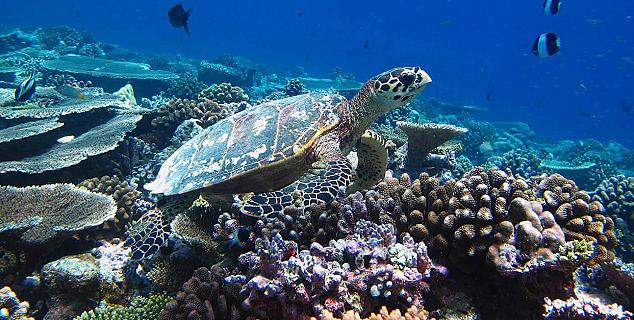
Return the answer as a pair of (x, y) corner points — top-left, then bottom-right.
(348, 130), (388, 193)
(124, 193), (198, 261)
(240, 158), (353, 217)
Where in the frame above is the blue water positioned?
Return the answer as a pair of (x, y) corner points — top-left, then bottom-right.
(2, 0), (633, 147)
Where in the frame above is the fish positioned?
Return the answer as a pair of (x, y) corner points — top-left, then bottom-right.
(56, 84), (86, 100)
(363, 40), (370, 50)
(168, 3), (192, 36)
(543, 0), (561, 15)
(14, 71), (36, 102)
(56, 135), (75, 144)
(532, 32), (560, 58)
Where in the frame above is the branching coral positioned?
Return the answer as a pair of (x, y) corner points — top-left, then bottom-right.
(237, 220), (432, 319)
(198, 82), (249, 104)
(0, 286), (34, 320)
(313, 305), (429, 320)
(74, 292), (171, 320)
(543, 296), (632, 319)
(163, 76), (207, 100)
(0, 184), (116, 245)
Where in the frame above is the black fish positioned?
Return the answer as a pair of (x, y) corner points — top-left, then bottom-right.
(532, 32), (560, 58)
(543, 0), (561, 15)
(14, 71), (35, 102)
(363, 40), (370, 50)
(168, 3), (192, 35)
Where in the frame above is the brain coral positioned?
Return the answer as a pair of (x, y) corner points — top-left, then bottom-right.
(0, 184), (116, 245)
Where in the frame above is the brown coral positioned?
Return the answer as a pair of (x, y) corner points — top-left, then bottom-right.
(78, 176), (141, 231)
(198, 82), (249, 104)
(150, 98), (230, 131)
(159, 267), (242, 320)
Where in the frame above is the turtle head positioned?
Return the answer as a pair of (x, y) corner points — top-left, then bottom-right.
(366, 67), (431, 111)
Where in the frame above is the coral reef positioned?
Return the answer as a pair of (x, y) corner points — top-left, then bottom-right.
(284, 78), (306, 96)
(0, 113), (142, 174)
(313, 305), (429, 320)
(0, 286), (34, 320)
(74, 292), (171, 320)
(198, 82), (249, 104)
(147, 98), (230, 135)
(78, 176), (142, 232)
(163, 76), (207, 100)
(543, 296), (632, 319)
(238, 221), (432, 319)
(159, 267), (242, 320)
(0, 184), (116, 245)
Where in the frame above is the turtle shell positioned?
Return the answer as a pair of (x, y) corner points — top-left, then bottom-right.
(145, 93), (344, 196)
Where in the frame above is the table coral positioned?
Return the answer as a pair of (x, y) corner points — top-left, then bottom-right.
(0, 184), (116, 245)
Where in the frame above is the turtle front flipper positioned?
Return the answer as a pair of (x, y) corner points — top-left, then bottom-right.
(348, 130), (389, 193)
(240, 158), (353, 217)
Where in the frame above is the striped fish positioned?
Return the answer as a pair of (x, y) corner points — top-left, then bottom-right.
(14, 71), (36, 102)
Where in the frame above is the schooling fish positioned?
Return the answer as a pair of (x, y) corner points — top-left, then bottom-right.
(168, 3), (192, 35)
(14, 71), (35, 102)
(532, 32), (560, 58)
(543, 0), (561, 15)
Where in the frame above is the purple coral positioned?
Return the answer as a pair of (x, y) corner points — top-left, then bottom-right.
(236, 220), (433, 319)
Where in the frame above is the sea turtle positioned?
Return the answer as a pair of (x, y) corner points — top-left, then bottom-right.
(133, 67), (431, 259)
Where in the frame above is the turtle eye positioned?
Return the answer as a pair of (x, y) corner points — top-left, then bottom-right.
(401, 73), (415, 87)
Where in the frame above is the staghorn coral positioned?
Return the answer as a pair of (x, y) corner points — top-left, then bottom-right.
(543, 296), (632, 319)
(313, 305), (429, 320)
(78, 176), (142, 232)
(284, 78), (306, 96)
(158, 267), (242, 320)
(198, 82), (249, 104)
(74, 292), (171, 320)
(238, 220), (432, 319)
(0, 286), (34, 320)
(0, 184), (116, 245)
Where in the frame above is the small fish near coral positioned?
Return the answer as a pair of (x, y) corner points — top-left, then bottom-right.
(14, 71), (36, 102)
(532, 32), (560, 58)
(168, 3), (192, 35)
